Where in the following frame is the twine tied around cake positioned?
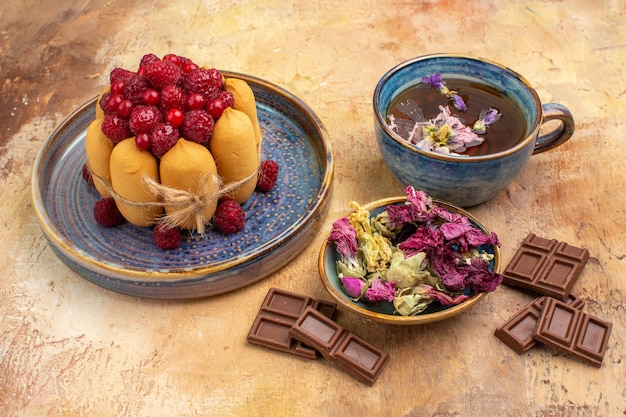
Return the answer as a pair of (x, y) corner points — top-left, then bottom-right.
(144, 171), (257, 233)
(90, 164), (259, 235)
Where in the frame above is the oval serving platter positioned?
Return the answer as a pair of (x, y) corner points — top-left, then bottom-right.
(32, 71), (333, 299)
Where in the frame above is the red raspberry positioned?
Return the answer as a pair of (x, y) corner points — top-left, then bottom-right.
(99, 92), (114, 114)
(129, 105), (163, 134)
(150, 123), (180, 158)
(153, 221), (182, 249)
(159, 85), (186, 113)
(180, 109), (214, 144)
(213, 200), (246, 235)
(218, 91), (234, 108)
(94, 198), (124, 227)
(139, 53), (160, 69)
(124, 75), (153, 105)
(256, 160), (279, 192)
(179, 56), (199, 74)
(110, 67), (135, 85)
(177, 55), (195, 68)
(182, 67), (222, 101)
(82, 163), (94, 184)
(143, 60), (183, 90)
(101, 113), (132, 144)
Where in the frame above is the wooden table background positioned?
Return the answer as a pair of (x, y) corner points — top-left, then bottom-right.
(1, 1), (624, 416)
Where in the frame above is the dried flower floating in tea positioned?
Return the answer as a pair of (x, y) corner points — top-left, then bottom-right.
(387, 73), (503, 156)
(423, 73), (467, 111)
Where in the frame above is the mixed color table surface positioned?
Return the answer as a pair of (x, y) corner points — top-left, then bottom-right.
(1, 1), (625, 416)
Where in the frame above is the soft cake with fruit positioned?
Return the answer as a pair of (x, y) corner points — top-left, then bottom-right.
(83, 53), (278, 249)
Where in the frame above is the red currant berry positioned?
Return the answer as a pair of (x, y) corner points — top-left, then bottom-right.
(135, 132), (151, 150)
(206, 98), (228, 119)
(142, 89), (161, 106)
(163, 53), (181, 66)
(182, 62), (199, 74)
(186, 93), (206, 110)
(117, 99), (134, 117)
(111, 80), (126, 95)
(107, 94), (124, 113)
(166, 108), (185, 128)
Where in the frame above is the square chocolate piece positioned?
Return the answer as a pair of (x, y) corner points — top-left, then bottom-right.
(503, 233), (589, 300)
(289, 307), (390, 385)
(494, 294), (584, 354)
(533, 297), (612, 367)
(246, 288), (337, 359)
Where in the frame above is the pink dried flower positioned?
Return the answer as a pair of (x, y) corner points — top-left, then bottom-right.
(364, 278), (396, 303)
(328, 218), (358, 260)
(405, 186), (433, 213)
(413, 106), (484, 155)
(421, 285), (471, 305)
(431, 205), (474, 240)
(398, 226), (444, 258)
(459, 229), (501, 252)
(430, 249), (468, 292)
(341, 276), (368, 298)
(385, 186), (435, 227)
(464, 257), (503, 293)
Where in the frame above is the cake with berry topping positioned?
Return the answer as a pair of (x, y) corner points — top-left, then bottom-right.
(84, 53), (278, 249)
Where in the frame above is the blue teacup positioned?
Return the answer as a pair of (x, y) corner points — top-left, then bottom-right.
(373, 54), (575, 207)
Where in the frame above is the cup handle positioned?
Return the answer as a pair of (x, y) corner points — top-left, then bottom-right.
(533, 103), (575, 154)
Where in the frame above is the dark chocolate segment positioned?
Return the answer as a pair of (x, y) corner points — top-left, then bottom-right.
(289, 306), (390, 386)
(503, 233), (589, 300)
(252, 316), (295, 352)
(494, 298), (543, 354)
(494, 294), (584, 354)
(533, 297), (612, 367)
(298, 310), (343, 348)
(247, 288), (337, 359)
(264, 289), (311, 319)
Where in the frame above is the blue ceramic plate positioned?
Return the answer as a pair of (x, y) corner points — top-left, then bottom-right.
(32, 72), (333, 299)
(319, 196), (500, 325)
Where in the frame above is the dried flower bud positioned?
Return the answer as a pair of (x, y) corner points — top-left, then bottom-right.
(340, 276), (368, 299)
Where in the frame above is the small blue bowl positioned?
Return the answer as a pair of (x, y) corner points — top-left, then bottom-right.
(318, 196), (501, 325)
(373, 54), (575, 207)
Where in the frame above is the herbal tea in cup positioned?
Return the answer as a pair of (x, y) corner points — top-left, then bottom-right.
(373, 54), (575, 207)
(387, 76), (527, 156)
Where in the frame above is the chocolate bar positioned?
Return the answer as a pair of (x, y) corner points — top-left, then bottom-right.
(289, 306), (390, 385)
(246, 288), (337, 359)
(533, 297), (612, 367)
(503, 233), (589, 300)
(494, 294), (584, 354)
